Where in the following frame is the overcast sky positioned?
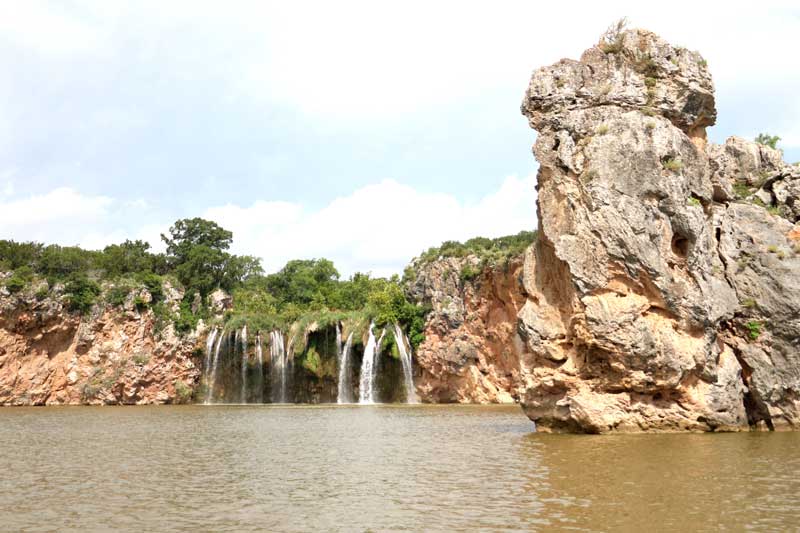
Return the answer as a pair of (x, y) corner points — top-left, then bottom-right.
(1, 0), (798, 276)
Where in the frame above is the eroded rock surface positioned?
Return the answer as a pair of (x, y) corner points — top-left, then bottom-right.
(406, 256), (529, 403)
(0, 283), (202, 405)
(518, 27), (800, 432)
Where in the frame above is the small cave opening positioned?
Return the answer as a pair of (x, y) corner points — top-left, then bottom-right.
(671, 233), (690, 258)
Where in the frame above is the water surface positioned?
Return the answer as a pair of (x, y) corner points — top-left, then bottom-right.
(1, 405), (798, 532)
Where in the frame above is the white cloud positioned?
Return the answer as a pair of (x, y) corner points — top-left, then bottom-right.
(0, 1), (104, 55)
(0, 177), (536, 275)
(203, 175), (537, 277)
(0, 187), (112, 228)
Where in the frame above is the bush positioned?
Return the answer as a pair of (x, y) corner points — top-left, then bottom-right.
(745, 321), (763, 341)
(459, 264), (481, 283)
(755, 133), (780, 150)
(64, 273), (101, 314)
(662, 158), (683, 172)
(106, 285), (132, 307)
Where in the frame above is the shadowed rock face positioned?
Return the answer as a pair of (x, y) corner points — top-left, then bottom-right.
(518, 27), (800, 432)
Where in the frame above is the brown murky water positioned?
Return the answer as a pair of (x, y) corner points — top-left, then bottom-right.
(1, 404), (798, 532)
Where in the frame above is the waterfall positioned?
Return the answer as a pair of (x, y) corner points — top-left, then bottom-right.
(359, 323), (385, 404)
(270, 331), (288, 403)
(393, 323), (418, 403)
(204, 327), (218, 384)
(206, 330), (225, 404)
(240, 325), (248, 404)
(337, 326), (354, 404)
(255, 333), (264, 404)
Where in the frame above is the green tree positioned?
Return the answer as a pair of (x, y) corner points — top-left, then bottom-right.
(265, 259), (339, 308)
(101, 240), (154, 276)
(755, 133), (781, 150)
(161, 218), (233, 263)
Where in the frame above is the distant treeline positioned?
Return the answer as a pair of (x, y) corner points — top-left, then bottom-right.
(0, 220), (535, 345)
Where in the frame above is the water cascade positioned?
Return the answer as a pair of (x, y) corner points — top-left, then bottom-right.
(270, 331), (289, 403)
(204, 327), (218, 386)
(240, 325), (248, 403)
(359, 323), (386, 404)
(206, 330), (225, 404)
(337, 325), (354, 404)
(255, 333), (264, 404)
(393, 323), (418, 403)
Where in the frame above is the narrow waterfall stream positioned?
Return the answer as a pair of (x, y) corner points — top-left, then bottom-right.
(337, 325), (354, 404)
(255, 333), (264, 404)
(270, 331), (288, 403)
(393, 323), (418, 403)
(359, 323), (386, 404)
(240, 325), (248, 403)
(203, 327), (218, 386)
(206, 330), (225, 404)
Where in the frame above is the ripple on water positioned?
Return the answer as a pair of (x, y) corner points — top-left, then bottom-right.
(0, 405), (798, 532)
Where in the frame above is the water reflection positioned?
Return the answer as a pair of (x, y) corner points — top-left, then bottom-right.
(0, 405), (798, 532)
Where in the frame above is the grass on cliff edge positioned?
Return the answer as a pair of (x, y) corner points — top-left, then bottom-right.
(407, 230), (537, 277)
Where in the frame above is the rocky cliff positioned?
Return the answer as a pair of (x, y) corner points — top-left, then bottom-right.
(405, 255), (528, 403)
(0, 278), (203, 405)
(516, 25), (800, 432)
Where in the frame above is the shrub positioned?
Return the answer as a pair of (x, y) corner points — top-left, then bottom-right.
(459, 264), (481, 283)
(174, 380), (192, 403)
(767, 245), (779, 254)
(687, 197), (701, 206)
(106, 285), (131, 307)
(662, 158), (683, 172)
(745, 321), (763, 341)
(600, 18), (627, 54)
(755, 133), (780, 150)
(733, 182), (751, 199)
(132, 352), (150, 365)
(64, 273), (101, 314)
(741, 298), (758, 309)
(596, 124), (609, 135)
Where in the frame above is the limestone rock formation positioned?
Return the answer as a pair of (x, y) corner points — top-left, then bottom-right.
(0, 281), (203, 405)
(518, 26), (800, 432)
(405, 255), (528, 403)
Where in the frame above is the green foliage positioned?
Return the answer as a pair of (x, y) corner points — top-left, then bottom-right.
(101, 240), (156, 277)
(745, 321), (763, 341)
(687, 197), (701, 207)
(174, 295), (201, 334)
(161, 218), (262, 296)
(4, 266), (34, 294)
(767, 206), (781, 216)
(64, 273), (101, 314)
(459, 264), (481, 282)
(741, 298), (758, 309)
(733, 182), (751, 199)
(106, 284), (132, 307)
(755, 133), (781, 150)
(596, 124), (609, 135)
(662, 158), (683, 172)
(600, 17), (627, 54)
(416, 231), (537, 268)
(132, 352), (151, 365)
(174, 380), (193, 403)
(137, 272), (164, 302)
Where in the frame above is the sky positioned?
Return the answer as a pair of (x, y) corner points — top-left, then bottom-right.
(1, 0), (798, 277)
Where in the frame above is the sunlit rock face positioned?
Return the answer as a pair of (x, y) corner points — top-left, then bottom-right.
(405, 255), (529, 403)
(0, 283), (202, 405)
(517, 26), (800, 432)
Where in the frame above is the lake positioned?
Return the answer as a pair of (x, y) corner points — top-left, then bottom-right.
(1, 404), (798, 532)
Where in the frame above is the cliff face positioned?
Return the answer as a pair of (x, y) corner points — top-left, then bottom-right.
(406, 255), (529, 403)
(0, 279), (202, 405)
(517, 27), (800, 432)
